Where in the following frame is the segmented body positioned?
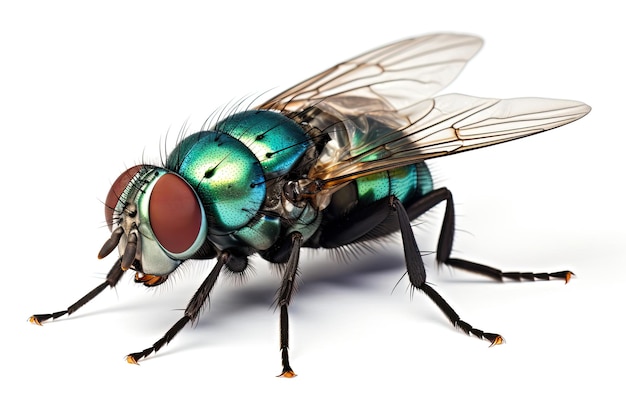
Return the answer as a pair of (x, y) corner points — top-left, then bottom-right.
(164, 107), (433, 267)
(29, 34), (590, 375)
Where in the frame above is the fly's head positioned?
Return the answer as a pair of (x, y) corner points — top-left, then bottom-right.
(99, 165), (208, 286)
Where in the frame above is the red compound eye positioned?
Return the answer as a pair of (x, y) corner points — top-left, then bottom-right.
(149, 173), (203, 255)
(105, 165), (144, 229)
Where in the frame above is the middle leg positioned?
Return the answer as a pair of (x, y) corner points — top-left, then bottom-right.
(275, 232), (304, 378)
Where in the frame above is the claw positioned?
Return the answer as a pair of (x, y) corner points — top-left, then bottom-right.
(278, 370), (297, 378)
(126, 355), (140, 365)
(488, 335), (505, 347)
(29, 316), (43, 326)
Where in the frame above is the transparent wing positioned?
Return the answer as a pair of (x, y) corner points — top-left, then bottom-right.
(254, 34), (590, 203)
(258, 33), (483, 113)
(304, 94), (591, 193)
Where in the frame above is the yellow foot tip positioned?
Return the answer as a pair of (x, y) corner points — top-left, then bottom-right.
(564, 272), (574, 284)
(28, 316), (42, 326)
(278, 370), (297, 378)
(126, 356), (139, 365)
(489, 335), (505, 347)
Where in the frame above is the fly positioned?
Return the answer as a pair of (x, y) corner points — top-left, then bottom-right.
(30, 34), (590, 377)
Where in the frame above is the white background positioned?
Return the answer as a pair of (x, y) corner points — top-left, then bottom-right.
(2, 1), (622, 415)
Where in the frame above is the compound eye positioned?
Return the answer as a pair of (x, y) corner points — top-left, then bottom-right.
(105, 165), (145, 229)
(149, 173), (204, 255)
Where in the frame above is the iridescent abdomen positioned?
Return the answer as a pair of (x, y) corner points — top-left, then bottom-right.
(322, 161), (433, 221)
(355, 162), (433, 206)
(308, 161), (433, 249)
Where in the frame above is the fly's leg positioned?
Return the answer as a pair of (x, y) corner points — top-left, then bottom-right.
(276, 232), (303, 378)
(29, 258), (126, 325)
(407, 188), (572, 283)
(392, 196), (503, 345)
(126, 252), (228, 364)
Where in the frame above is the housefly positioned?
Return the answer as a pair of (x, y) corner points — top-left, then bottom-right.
(30, 34), (591, 377)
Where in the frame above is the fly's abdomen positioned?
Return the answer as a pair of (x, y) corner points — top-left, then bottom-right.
(313, 162), (433, 248)
(355, 162), (433, 206)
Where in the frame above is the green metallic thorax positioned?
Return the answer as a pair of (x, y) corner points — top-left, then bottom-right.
(166, 110), (314, 252)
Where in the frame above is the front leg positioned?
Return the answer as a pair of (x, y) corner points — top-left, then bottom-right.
(126, 252), (229, 363)
(30, 258), (126, 325)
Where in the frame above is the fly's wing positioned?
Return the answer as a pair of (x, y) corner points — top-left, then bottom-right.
(255, 34), (590, 202)
(310, 94), (591, 189)
(258, 33), (484, 113)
